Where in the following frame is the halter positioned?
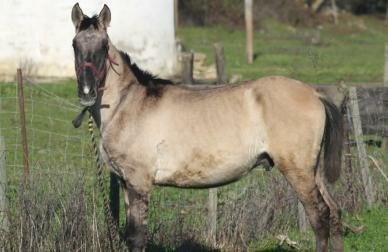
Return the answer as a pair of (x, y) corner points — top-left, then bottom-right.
(76, 54), (119, 91)
(72, 54), (119, 128)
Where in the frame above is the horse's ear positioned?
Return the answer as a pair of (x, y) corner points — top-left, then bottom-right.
(71, 3), (84, 28)
(99, 4), (111, 29)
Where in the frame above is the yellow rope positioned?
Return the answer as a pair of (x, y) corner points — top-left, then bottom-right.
(88, 115), (121, 251)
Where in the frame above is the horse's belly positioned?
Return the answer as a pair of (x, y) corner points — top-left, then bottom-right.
(154, 150), (258, 188)
(152, 98), (268, 187)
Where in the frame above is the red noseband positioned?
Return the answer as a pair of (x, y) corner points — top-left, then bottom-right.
(76, 55), (119, 81)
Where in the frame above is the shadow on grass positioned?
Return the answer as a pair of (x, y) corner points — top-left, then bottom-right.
(147, 242), (297, 252)
(257, 248), (296, 252)
(147, 240), (297, 252)
(147, 239), (219, 252)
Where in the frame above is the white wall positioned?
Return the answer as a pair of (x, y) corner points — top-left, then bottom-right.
(0, 0), (177, 81)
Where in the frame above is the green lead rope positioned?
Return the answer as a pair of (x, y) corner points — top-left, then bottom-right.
(88, 115), (122, 251)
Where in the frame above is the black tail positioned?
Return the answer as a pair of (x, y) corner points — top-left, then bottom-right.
(320, 97), (344, 183)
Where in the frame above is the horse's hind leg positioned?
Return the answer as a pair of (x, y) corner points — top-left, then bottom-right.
(122, 183), (149, 252)
(279, 166), (330, 252)
(316, 173), (343, 251)
(298, 183), (331, 252)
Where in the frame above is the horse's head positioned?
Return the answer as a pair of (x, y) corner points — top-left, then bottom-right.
(71, 3), (111, 106)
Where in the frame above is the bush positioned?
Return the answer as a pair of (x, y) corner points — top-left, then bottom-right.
(179, 0), (319, 27)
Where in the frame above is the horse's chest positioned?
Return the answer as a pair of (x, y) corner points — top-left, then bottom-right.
(99, 142), (127, 178)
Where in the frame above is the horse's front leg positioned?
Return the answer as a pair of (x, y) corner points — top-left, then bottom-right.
(122, 183), (150, 252)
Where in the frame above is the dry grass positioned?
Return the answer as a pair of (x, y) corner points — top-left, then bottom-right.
(0, 174), (113, 252)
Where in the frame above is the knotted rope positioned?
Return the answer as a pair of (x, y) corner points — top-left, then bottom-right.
(88, 115), (122, 251)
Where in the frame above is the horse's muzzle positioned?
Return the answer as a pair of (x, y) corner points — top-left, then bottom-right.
(79, 95), (96, 106)
(78, 84), (97, 106)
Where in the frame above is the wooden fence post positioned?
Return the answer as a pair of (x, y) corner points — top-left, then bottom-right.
(384, 44), (388, 148)
(17, 69), (29, 182)
(181, 52), (194, 84)
(348, 87), (374, 206)
(245, 0), (254, 64)
(214, 43), (227, 84)
(384, 44), (388, 87)
(208, 188), (217, 245)
(298, 200), (308, 232)
(0, 136), (9, 232)
(110, 173), (120, 226)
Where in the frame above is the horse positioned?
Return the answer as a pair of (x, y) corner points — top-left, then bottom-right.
(71, 3), (344, 251)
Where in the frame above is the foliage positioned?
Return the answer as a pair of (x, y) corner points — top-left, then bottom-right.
(178, 16), (388, 84)
(178, 0), (243, 26)
(178, 0), (388, 27)
(178, 0), (316, 27)
(337, 0), (387, 15)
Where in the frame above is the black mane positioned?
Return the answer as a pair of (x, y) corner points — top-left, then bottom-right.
(119, 51), (173, 97)
(79, 15), (100, 31)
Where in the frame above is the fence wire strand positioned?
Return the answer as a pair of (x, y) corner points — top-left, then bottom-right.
(0, 81), (386, 250)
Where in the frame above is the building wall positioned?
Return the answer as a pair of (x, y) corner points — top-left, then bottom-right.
(0, 0), (176, 81)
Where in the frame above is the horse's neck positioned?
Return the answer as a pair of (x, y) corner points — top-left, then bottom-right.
(99, 45), (138, 131)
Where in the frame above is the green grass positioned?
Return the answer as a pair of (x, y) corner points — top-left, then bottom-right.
(249, 206), (388, 251)
(1, 16), (388, 251)
(1, 81), (387, 250)
(178, 16), (388, 84)
(343, 206), (388, 251)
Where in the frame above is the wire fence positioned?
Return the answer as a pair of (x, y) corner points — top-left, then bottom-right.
(0, 77), (387, 251)
(0, 83), (92, 177)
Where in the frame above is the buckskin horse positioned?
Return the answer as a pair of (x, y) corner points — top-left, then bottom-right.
(71, 3), (343, 251)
